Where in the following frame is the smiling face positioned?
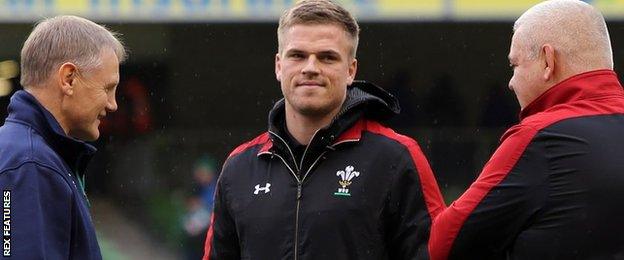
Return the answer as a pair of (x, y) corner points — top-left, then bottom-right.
(63, 48), (120, 141)
(275, 23), (357, 119)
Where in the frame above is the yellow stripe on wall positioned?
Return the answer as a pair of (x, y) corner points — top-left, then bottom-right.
(2, 0), (624, 21)
(379, 0), (442, 12)
(594, 0), (624, 18)
(55, 0), (89, 13)
(455, 0), (541, 18)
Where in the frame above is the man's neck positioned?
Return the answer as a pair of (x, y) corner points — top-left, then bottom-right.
(26, 86), (69, 135)
(284, 106), (340, 145)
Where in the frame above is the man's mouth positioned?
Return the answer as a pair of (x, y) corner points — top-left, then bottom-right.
(297, 81), (325, 87)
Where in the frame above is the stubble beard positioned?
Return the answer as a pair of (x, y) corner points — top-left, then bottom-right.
(289, 96), (344, 121)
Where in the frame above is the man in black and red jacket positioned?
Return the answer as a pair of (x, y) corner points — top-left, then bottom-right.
(430, 0), (624, 259)
(203, 0), (445, 259)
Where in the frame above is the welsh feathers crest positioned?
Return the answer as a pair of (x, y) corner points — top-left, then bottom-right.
(334, 165), (360, 196)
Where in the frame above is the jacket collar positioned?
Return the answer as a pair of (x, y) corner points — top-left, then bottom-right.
(520, 70), (623, 121)
(259, 81), (399, 158)
(259, 117), (366, 155)
(6, 90), (96, 174)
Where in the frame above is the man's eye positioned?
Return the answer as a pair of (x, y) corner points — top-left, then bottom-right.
(320, 55), (338, 62)
(289, 53), (305, 59)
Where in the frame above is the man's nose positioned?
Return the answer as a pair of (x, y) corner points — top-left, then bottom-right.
(106, 96), (118, 112)
(302, 56), (321, 75)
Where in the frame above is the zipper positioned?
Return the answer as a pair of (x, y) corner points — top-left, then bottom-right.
(266, 152), (304, 259)
(267, 130), (328, 260)
(269, 130), (300, 172)
(294, 181), (302, 259)
(298, 129), (322, 170)
(270, 153), (299, 182)
(270, 150), (328, 260)
(300, 151), (327, 183)
(293, 151), (327, 260)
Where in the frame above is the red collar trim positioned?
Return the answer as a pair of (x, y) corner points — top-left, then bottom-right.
(258, 138), (273, 155)
(520, 69), (623, 120)
(258, 118), (366, 156)
(333, 118), (365, 144)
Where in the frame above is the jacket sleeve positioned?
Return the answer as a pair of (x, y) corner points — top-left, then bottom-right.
(386, 141), (446, 259)
(429, 126), (547, 260)
(0, 162), (73, 259)
(203, 162), (240, 260)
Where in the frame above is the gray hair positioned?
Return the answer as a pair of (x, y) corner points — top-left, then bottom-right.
(20, 15), (127, 87)
(277, 0), (360, 58)
(513, 0), (613, 69)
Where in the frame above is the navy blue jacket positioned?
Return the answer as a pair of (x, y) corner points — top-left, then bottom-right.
(0, 91), (102, 259)
(430, 70), (624, 259)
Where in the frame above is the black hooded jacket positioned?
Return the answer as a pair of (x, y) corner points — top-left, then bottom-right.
(204, 81), (445, 260)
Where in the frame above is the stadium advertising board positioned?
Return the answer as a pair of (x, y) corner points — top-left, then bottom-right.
(0, 0), (623, 21)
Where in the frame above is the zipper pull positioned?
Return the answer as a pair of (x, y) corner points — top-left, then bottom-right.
(297, 183), (302, 200)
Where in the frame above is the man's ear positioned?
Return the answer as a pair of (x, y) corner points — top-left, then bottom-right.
(58, 62), (77, 96)
(542, 44), (556, 81)
(275, 53), (282, 82)
(347, 58), (358, 85)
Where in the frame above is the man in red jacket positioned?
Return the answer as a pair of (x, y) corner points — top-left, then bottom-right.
(429, 0), (624, 259)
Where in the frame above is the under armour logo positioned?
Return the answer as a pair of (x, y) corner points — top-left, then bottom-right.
(254, 183), (271, 194)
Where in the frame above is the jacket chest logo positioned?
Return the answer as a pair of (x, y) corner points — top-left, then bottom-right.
(254, 183), (271, 195)
(334, 166), (359, 197)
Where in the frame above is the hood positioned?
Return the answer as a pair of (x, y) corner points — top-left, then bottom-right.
(264, 81), (400, 171)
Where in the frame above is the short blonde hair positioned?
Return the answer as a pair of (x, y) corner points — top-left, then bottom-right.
(277, 0), (360, 58)
(20, 15), (127, 87)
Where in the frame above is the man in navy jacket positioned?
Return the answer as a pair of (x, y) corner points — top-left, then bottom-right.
(0, 16), (126, 259)
(429, 0), (624, 259)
